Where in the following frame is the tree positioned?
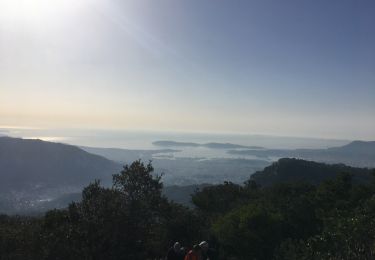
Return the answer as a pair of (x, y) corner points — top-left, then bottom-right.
(40, 160), (169, 260)
(213, 203), (284, 260)
(192, 182), (246, 217)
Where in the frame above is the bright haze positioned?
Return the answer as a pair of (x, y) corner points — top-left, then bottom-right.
(1, 0), (374, 140)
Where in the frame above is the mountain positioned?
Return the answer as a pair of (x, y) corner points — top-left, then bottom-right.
(228, 140), (375, 168)
(0, 137), (121, 189)
(0, 137), (121, 213)
(0, 137), (269, 213)
(250, 158), (374, 187)
(328, 140), (375, 154)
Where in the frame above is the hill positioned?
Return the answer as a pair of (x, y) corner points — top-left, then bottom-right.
(0, 137), (120, 189)
(250, 158), (374, 186)
(328, 140), (375, 154)
(0, 137), (121, 213)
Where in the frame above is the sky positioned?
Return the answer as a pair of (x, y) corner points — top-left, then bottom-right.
(0, 0), (374, 140)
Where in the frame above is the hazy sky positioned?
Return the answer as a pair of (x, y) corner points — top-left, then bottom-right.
(1, 0), (374, 139)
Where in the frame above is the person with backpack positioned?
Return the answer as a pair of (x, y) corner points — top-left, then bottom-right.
(199, 241), (217, 260)
(184, 244), (202, 260)
(166, 242), (185, 260)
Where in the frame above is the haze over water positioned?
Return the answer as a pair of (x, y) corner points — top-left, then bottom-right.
(1, 127), (350, 151)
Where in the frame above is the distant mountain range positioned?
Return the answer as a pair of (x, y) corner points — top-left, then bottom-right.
(0, 136), (374, 214)
(330, 140), (375, 154)
(153, 140), (375, 168)
(228, 140), (375, 168)
(153, 140), (264, 149)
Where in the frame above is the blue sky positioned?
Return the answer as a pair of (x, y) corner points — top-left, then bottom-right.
(0, 0), (374, 139)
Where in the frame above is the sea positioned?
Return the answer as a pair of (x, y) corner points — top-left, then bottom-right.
(0, 127), (351, 160)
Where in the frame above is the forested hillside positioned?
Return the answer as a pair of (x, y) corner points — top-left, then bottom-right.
(1, 159), (374, 259)
(250, 158), (373, 186)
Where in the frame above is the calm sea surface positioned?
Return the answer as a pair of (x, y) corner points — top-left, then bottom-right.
(1, 127), (350, 151)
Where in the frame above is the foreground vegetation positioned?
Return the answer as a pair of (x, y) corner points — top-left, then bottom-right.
(1, 160), (375, 259)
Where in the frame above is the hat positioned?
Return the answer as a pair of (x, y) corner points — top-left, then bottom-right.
(173, 242), (181, 250)
(199, 241), (208, 249)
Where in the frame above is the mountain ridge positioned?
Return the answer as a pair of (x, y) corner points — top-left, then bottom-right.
(0, 136), (120, 189)
(250, 158), (374, 187)
(229, 140), (375, 168)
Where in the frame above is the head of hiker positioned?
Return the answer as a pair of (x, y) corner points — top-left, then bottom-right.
(199, 241), (208, 252)
(173, 242), (181, 253)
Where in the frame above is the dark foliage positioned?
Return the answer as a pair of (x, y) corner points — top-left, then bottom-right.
(250, 158), (373, 186)
(0, 159), (375, 259)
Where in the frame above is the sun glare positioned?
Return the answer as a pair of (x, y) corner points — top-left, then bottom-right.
(0, 0), (88, 22)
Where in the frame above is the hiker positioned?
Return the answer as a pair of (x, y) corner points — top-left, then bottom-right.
(184, 244), (201, 260)
(199, 241), (217, 260)
(180, 247), (187, 257)
(166, 242), (184, 260)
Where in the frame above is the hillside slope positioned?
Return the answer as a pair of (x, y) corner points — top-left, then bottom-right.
(0, 137), (121, 190)
(250, 158), (374, 186)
